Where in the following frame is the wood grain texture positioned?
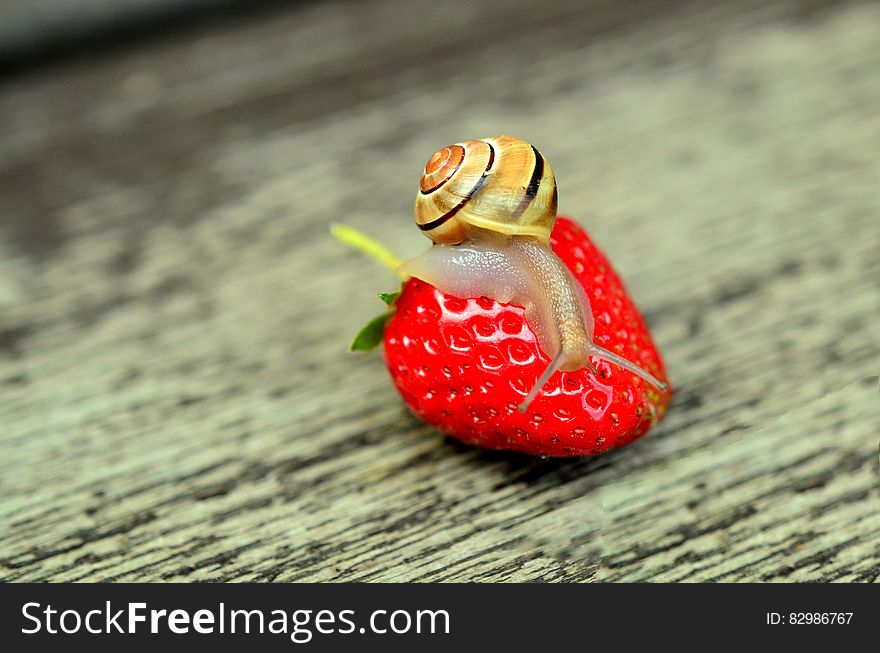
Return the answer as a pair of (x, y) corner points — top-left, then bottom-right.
(0, 0), (878, 582)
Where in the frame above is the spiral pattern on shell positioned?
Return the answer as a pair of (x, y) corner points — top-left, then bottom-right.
(414, 135), (558, 245)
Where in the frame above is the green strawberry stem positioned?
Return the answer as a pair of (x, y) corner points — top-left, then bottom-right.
(330, 223), (404, 276)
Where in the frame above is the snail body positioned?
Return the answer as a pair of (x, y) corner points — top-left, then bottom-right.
(400, 135), (667, 411)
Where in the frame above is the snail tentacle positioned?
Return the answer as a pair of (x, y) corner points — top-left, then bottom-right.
(587, 344), (669, 392)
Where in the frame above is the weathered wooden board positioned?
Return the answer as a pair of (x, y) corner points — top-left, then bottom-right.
(0, 0), (878, 581)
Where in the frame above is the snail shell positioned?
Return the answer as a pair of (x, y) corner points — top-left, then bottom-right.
(414, 135), (558, 245)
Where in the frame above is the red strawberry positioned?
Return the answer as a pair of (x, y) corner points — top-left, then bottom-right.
(382, 216), (671, 457)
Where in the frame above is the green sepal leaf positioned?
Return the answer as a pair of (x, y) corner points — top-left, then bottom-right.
(379, 291), (400, 306)
(350, 311), (393, 351)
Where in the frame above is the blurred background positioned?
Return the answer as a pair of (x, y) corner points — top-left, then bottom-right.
(0, 0), (878, 582)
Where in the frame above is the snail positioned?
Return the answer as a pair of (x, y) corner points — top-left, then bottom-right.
(399, 135), (668, 412)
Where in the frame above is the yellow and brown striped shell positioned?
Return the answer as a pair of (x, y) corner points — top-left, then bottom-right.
(414, 135), (558, 245)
